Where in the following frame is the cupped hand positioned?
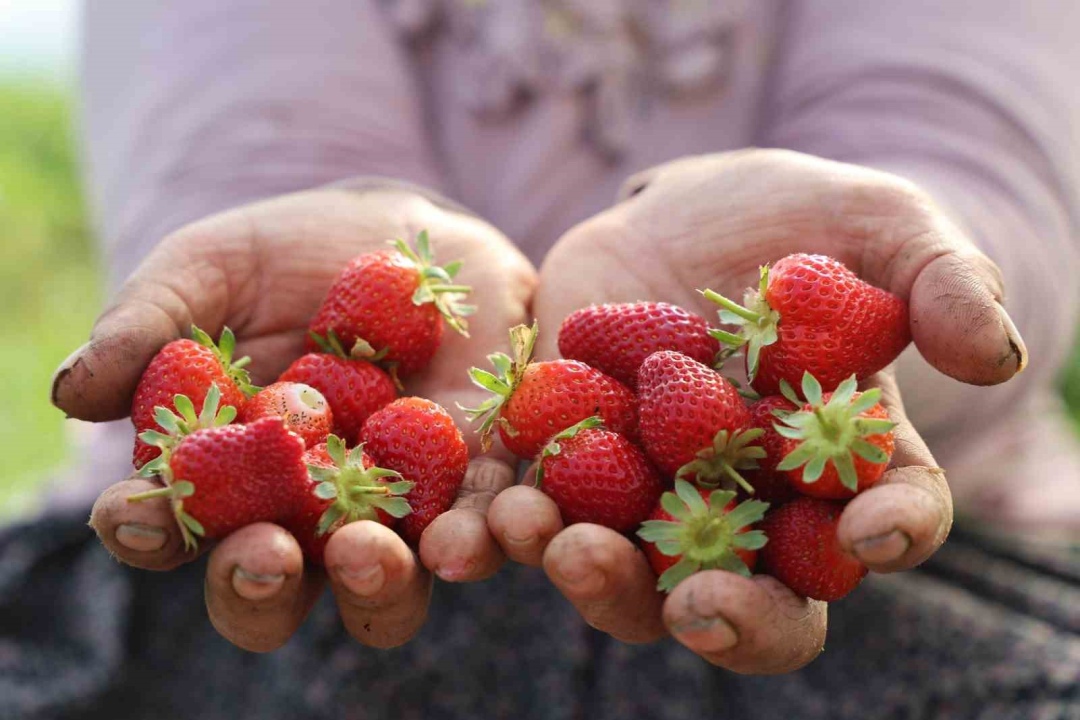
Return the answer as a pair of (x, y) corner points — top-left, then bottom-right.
(52, 185), (536, 652)
(488, 149), (1025, 674)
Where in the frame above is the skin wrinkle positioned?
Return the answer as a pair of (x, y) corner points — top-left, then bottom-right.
(222, 206), (267, 335)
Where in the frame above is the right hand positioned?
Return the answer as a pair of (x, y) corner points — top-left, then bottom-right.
(51, 185), (536, 652)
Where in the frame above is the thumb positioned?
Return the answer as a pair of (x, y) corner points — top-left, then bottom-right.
(866, 208), (1027, 386)
(51, 228), (231, 422)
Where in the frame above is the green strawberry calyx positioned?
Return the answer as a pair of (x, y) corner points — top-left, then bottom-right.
(190, 325), (260, 398)
(773, 373), (897, 492)
(675, 428), (767, 495)
(127, 384), (237, 550)
(700, 265), (780, 382)
(535, 415), (605, 486)
(308, 434), (414, 536)
(392, 229), (477, 338)
(637, 480), (769, 593)
(460, 321), (538, 453)
(308, 328), (391, 364)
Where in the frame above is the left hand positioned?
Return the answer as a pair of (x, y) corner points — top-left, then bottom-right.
(487, 149), (1026, 673)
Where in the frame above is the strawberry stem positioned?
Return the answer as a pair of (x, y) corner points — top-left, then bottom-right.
(700, 289), (761, 323)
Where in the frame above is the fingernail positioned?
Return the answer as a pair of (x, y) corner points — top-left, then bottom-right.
(115, 523), (167, 552)
(435, 561), (474, 583)
(338, 563), (385, 596)
(503, 532), (536, 547)
(671, 616), (739, 653)
(50, 342), (89, 408)
(556, 562), (606, 595)
(232, 567), (286, 600)
(995, 303), (1028, 374)
(853, 529), (911, 565)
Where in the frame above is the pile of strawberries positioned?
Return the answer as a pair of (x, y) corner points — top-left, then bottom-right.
(128, 232), (473, 563)
(468, 253), (910, 600)
(128, 236), (914, 605)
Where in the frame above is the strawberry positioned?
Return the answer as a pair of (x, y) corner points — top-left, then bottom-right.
(278, 351), (397, 444)
(284, 435), (412, 565)
(306, 230), (475, 377)
(759, 497), (867, 601)
(130, 325), (255, 468)
(774, 373), (897, 499)
(360, 397), (470, 546)
(535, 417), (663, 533)
(637, 480), (768, 592)
(557, 301), (719, 390)
(465, 322), (638, 460)
(703, 254), (910, 395)
(130, 390), (308, 549)
(239, 381), (333, 448)
(742, 395), (800, 504)
(636, 350), (762, 492)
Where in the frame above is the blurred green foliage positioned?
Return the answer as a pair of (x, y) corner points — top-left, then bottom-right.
(0, 79), (1078, 519)
(0, 78), (101, 518)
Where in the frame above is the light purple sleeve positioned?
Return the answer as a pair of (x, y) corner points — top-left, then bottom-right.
(81, 0), (445, 289)
(761, 1), (1080, 524)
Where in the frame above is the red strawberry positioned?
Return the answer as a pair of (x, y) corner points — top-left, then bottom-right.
(361, 397), (470, 546)
(240, 382), (333, 448)
(130, 326), (255, 468)
(774, 373), (896, 499)
(284, 435), (412, 565)
(557, 301), (719, 390)
(465, 322), (638, 460)
(637, 480), (768, 592)
(130, 399), (308, 549)
(535, 417), (663, 533)
(743, 395), (800, 504)
(306, 231), (474, 377)
(279, 352), (397, 444)
(759, 497), (867, 601)
(636, 351), (761, 492)
(703, 254), (910, 395)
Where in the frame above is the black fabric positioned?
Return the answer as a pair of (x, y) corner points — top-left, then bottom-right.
(1, 508), (1077, 720)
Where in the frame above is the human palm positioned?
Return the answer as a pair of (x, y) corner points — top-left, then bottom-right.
(488, 149), (1025, 673)
(52, 185), (536, 651)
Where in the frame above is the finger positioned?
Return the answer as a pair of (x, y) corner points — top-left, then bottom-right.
(851, 185), (1026, 386)
(49, 218), (241, 422)
(89, 476), (208, 570)
(204, 523), (323, 653)
(664, 572), (827, 675)
(488, 485), (565, 567)
(324, 521), (433, 649)
(542, 524), (666, 643)
(419, 456), (516, 582)
(838, 373), (953, 573)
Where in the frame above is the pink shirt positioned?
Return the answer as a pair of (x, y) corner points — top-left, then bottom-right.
(75, 0), (1080, 531)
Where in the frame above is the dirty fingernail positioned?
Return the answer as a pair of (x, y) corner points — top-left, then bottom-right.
(232, 567), (286, 600)
(853, 529), (911, 565)
(338, 563), (385, 596)
(671, 616), (739, 653)
(50, 342), (90, 408)
(996, 303), (1028, 374)
(555, 561), (606, 596)
(115, 523), (167, 552)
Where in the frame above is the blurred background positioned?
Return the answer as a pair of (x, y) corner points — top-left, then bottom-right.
(0, 0), (1078, 522)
